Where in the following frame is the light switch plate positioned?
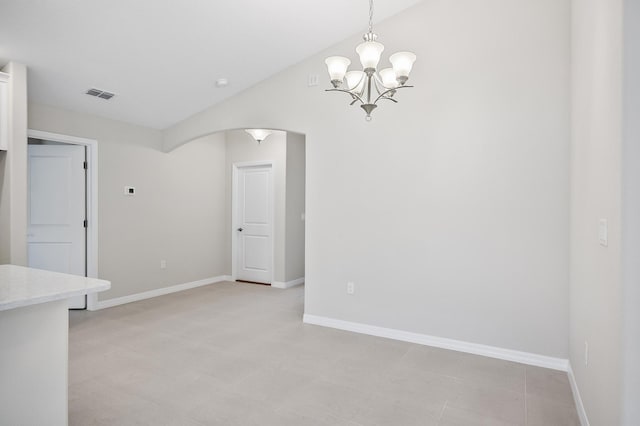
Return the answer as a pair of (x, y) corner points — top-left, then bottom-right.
(347, 281), (355, 295)
(599, 219), (608, 247)
(308, 74), (319, 87)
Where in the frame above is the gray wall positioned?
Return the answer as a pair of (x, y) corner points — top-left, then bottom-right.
(164, 0), (571, 358)
(28, 103), (228, 300)
(570, 0), (623, 423)
(622, 0), (640, 423)
(0, 62), (28, 265)
(285, 132), (305, 282)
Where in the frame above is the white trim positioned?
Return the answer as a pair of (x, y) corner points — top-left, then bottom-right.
(27, 129), (99, 310)
(0, 72), (9, 151)
(303, 314), (569, 371)
(271, 277), (305, 289)
(568, 363), (590, 426)
(29, 129), (97, 147)
(90, 275), (232, 310)
(231, 161), (275, 283)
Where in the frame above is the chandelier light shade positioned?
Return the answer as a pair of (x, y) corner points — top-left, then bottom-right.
(356, 41), (384, 70)
(324, 0), (416, 120)
(245, 129), (273, 144)
(389, 51), (417, 84)
(378, 68), (398, 89)
(345, 70), (366, 92)
(325, 56), (351, 86)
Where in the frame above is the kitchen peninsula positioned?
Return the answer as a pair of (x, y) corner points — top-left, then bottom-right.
(0, 264), (110, 426)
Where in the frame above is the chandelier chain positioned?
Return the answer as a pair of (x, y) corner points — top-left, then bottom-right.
(368, 0), (374, 34)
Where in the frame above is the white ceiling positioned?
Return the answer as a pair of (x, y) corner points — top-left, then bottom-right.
(0, 0), (422, 129)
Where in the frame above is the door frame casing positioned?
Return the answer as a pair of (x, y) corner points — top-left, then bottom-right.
(231, 160), (275, 284)
(27, 129), (99, 310)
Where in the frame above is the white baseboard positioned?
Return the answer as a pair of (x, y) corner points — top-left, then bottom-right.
(271, 277), (305, 289)
(303, 314), (569, 371)
(568, 363), (590, 426)
(90, 275), (232, 310)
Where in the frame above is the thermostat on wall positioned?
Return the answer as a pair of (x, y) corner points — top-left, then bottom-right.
(124, 186), (135, 196)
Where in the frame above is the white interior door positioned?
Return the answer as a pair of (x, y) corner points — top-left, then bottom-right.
(235, 165), (273, 284)
(28, 144), (87, 309)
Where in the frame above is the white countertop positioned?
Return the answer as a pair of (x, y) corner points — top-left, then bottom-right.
(0, 265), (110, 311)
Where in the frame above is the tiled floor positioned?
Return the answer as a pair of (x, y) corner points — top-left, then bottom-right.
(69, 282), (580, 425)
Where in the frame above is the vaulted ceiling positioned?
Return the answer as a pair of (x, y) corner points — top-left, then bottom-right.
(0, 0), (422, 129)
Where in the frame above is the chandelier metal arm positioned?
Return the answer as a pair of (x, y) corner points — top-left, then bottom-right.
(326, 84), (414, 110)
(379, 96), (398, 104)
(373, 85), (413, 105)
(351, 74), (367, 101)
(372, 73), (383, 91)
(325, 88), (365, 105)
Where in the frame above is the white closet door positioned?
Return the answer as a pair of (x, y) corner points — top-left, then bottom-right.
(28, 144), (87, 309)
(236, 165), (273, 284)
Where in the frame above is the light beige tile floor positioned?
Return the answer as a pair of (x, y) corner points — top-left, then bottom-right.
(69, 282), (580, 425)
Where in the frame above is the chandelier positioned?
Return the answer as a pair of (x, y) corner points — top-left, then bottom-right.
(324, 0), (416, 121)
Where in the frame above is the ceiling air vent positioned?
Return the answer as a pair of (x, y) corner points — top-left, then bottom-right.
(85, 88), (115, 100)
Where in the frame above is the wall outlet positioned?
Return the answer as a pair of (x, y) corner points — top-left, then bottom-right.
(584, 341), (589, 366)
(160, 260), (167, 269)
(347, 281), (355, 295)
(124, 186), (136, 196)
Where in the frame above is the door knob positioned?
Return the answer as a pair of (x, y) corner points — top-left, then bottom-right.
(237, 228), (243, 232)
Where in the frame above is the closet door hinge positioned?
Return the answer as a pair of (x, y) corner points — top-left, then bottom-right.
(83, 219), (88, 228)
(83, 161), (88, 170)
